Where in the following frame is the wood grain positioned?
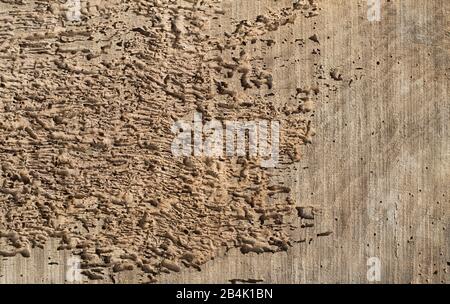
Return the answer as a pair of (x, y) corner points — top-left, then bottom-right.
(0, 0), (448, 284)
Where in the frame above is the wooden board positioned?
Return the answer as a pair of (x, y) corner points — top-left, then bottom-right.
(0, 0), (448, 284)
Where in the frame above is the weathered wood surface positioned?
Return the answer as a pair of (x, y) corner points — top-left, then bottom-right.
(0, 0), (448, 283)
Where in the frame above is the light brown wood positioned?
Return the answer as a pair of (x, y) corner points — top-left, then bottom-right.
(0, 0), (448, 284)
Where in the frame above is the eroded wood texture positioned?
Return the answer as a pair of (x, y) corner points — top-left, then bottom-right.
(0, 0), (449, 283)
